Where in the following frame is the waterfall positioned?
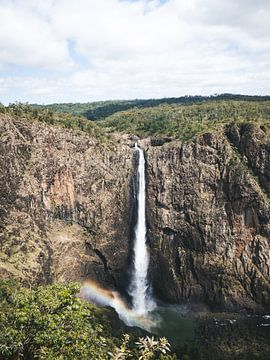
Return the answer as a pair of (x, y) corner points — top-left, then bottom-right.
(129, 143), (155, 315)
(81, 142), (156, 329)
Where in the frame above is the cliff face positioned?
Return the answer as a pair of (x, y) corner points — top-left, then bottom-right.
(1, 115), (270, 312)
(0, 115), (133, 288)
(146, 125), (270, 312)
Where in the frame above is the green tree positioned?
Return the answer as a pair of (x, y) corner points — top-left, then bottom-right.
(0, 282), (177, 360)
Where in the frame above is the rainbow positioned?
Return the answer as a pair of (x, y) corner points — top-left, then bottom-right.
(79, 280), (156, 330)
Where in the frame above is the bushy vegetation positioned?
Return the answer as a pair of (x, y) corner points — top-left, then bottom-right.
(100, 100), (270, 141)
(0, 281), (176, 360)
(31, 94), (270, 121)
(2, 97), (270, 142)
(0, 103), (105, 140)
(32, 100), (140, 120)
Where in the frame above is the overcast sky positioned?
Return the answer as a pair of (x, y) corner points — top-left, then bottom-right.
(0, 0), (269, 104)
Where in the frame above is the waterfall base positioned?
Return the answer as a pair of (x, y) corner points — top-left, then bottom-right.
(80, 280), (156, 331)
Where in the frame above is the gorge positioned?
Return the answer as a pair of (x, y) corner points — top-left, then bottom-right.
(80, 143), (155, 328)
(1, 113), (270, 314)
(1, 100), (270, 358)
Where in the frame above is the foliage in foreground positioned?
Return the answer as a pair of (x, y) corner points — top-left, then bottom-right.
(0, 281), (176, 360)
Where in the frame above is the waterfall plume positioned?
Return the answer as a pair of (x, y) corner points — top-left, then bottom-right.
(129, 143), (155, 315)
(81, 142), (155, 328)
(80, 280), (155, 330)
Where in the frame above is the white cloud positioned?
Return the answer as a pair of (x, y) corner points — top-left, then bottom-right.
(0, 2), (72, 70)
(0, 0), (270, 103)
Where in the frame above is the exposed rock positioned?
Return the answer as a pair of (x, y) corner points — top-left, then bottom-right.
(150, 137), (172, 147)
(0, 115), (270, 312)
(147, 128), (270, 312)
(0, 115), (133, 288)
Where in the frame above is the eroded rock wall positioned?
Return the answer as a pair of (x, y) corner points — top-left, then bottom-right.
(145, 126), (270, 312)
(1, 115), (270, 312)
(0, 115), (133, 288)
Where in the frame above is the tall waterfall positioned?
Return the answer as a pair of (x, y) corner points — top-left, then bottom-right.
(129, 143), (155, 315)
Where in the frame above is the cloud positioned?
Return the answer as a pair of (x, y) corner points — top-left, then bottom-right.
(0, 2), (72, 71)
(0, 0), (270, 103)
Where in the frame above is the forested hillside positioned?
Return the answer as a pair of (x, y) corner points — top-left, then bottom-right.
(100, 100), (270, 140)
(31, 94), (270, 121)
(2, 97), (270, 142)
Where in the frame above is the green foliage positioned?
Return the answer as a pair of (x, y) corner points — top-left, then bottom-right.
(31, 94), (270, 120)
(0, 102), (6, 113)
(100, 100), (270, 141)
(0, 282), (117, 359)
(0, 282), (176, 360)
(4, 97), (270, 143)
(4, 102), (105, 140)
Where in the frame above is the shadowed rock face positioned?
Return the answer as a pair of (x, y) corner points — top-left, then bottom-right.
(146, 127), (270, 313)
(0, 115), (270, 312)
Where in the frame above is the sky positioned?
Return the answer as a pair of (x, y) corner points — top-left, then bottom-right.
(0, 0), (270, 104)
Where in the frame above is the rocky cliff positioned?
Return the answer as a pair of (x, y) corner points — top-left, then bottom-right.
(0, 115), (270, 312)
(146, 124), (270, 312)
(0, 115), (133, 288)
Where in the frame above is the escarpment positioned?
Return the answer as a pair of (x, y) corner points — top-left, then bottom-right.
(0, 115), (270, 312)
(146, 126), (270, 312)
(0, 115), (133, 287)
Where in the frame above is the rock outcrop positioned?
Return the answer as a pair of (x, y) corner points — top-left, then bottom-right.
(0, 115), (270, 312)
(146, 125), (270, 312)
(0, 115), (133, 288)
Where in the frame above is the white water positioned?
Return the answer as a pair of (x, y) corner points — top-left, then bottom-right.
(129, 143), (155, 315)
